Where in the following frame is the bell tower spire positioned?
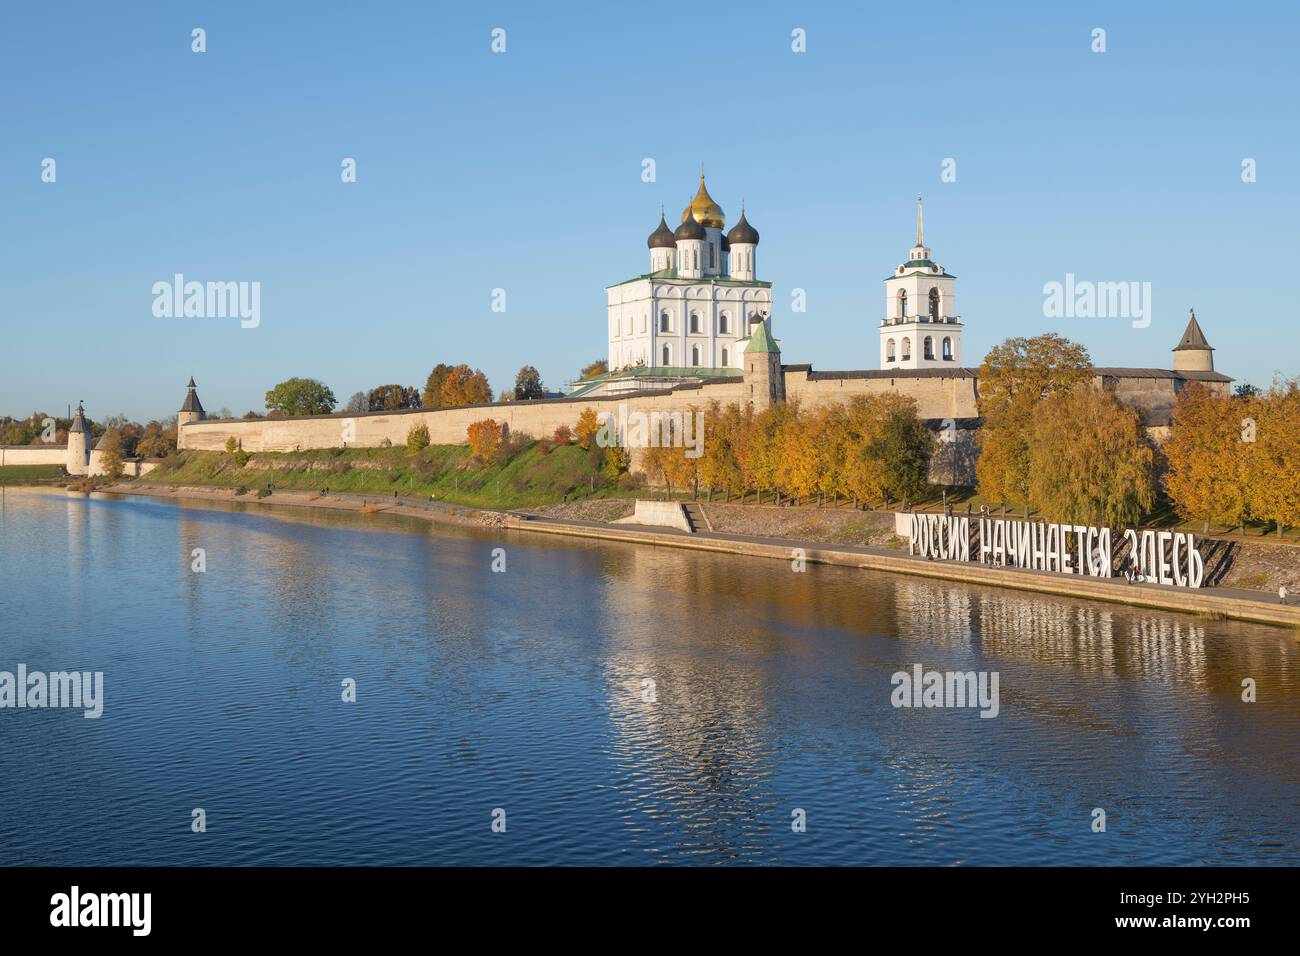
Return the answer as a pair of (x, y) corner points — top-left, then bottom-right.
(916, 193), (924, 248)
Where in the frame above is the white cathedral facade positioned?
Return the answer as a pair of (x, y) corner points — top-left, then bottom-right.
(604, 177), (962, 384)
(605, 171), (773, 374)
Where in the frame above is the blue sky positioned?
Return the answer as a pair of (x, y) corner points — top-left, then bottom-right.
(3, 1), (1297, 421)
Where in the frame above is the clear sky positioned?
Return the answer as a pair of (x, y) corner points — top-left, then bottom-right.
(3, 1), (1297, 421)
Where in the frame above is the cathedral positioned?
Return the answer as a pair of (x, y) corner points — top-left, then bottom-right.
(603, 169), (772, 388)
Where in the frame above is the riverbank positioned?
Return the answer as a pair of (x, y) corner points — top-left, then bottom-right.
(100, 482), (1300, 629)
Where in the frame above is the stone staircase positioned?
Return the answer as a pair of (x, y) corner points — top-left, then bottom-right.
(681, 502), (712, 533)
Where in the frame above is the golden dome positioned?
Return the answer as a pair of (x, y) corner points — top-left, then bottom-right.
(681, 169), (725, 229)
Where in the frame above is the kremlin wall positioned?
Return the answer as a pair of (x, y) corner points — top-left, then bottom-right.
(3, 178), (1231, 483)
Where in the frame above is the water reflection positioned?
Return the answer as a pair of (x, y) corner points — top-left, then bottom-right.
(0, 488), (1296, 866)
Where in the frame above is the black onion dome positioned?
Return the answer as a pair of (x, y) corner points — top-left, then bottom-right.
(674, 210), (705, 241)
(647, 213), (676, 249)
(727, 210), (759, 245)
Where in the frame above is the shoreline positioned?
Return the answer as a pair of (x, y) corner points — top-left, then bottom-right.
(70, 482), (1300, 630)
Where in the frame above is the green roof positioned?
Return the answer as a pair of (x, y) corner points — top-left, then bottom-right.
(744, 322), (780, 354)
(606, 271), (772, 289)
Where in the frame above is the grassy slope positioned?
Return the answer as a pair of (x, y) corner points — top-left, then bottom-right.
(141, 443), (619, 509)
(0, 464), (64, 481)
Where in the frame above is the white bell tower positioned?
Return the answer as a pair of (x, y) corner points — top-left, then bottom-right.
(879, 195), (961, 369)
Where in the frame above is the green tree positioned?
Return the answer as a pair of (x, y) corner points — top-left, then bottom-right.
(514, 366), (545, 401)
(265, 378), (337, 416)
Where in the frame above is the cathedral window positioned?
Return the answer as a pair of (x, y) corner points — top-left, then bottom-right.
(662, 344), (671, 365)
(719, 312), (729, 334)
(942, 337), (953, 360)
(690, 312), (699, 334)
(692, 345), (700, 366)
(660, 311), (670, 333)
(722, 347), (729, 366)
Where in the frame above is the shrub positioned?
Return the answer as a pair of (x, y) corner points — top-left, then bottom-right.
(407, 423), (431, 452)
(234, 486), (248, 496)
(575, 408), (601, 449)
(552, 424), (574, 445)
(256, 488), (272, 498)
(232, 450), (251, 468)
(537, 439), (552, 456)
(225, 436), (238, 455)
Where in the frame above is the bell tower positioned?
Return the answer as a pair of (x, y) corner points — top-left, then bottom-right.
(880, 195), (961, 369)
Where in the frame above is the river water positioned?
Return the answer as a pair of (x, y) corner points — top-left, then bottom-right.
(0, 488), (1296, 865)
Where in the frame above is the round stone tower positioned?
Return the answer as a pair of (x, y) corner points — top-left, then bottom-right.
(1172, 308), (1214, 372)
(66, 402), (90, 476)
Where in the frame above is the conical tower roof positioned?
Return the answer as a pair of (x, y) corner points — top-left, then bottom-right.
(1173, 309), (1213, 351)
(68, 403), (89, 434)
(180, 378), (205, 413)
(744, 320), (780, 354)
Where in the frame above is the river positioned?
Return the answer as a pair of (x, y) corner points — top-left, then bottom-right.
(0, 488), (1296, 865)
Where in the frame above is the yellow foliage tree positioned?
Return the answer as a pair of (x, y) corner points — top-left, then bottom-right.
(574, 408), (601, 449)
(1026, 384), (1155, 527)
(976, 334), (1092, 508)
(1248, 377), (1300, 537)
(466, 419), (500, 462)
(1163, 383), (1253, 533)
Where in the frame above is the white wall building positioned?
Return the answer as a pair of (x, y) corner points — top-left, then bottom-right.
(879, 195), (962, 370)
(606, 172), (773, 375)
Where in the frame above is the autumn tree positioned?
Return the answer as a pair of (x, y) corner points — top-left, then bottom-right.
(1026, 384), (1155, 527)
(135, 421), (174, 459)
(574, 408), (602, 449)
(345, 391), (368, 414)
(1163, 383), (1253, 533)
(265, 377), (337, 416)
(579, 359), (608, 380)
(976, 334), (1092, 508)
(422, 364), (454, 408)
(99, 428), (125, 480)
(466, 419), (501, 462)
(440, 365), (493, 407)
(514, 366), (545, 401)
(369, 384), (421, 411)
(1248, 377), (1300, 537)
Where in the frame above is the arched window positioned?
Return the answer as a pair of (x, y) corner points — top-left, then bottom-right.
(923, 337), (934, 360)
(942, 337), (952, 360)
(721, 347), (729, 366)
(886, 338), (896, 362)
(659, 311), (670, 333)
(690, 312), (699, 334)
(929, 287), (939, 320)
(897, 289), (907, 319)
(662, 344), (671, 366)
(719, 312), (729, 334)
(901, 337), (911, 360)
(691, 345), (700, 366)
